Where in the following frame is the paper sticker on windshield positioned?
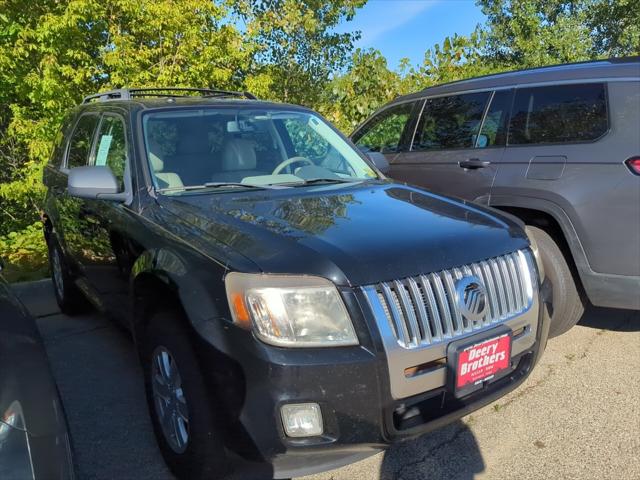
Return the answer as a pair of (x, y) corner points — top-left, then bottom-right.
(95, 135), (113, 166)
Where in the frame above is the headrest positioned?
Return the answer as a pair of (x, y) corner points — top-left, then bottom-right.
(222, 137), (257, 171)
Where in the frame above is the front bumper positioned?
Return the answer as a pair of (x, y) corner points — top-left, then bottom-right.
(195, 284), (551, 479)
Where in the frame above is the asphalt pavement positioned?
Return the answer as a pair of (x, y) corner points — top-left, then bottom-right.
(12, 279), (640, 480)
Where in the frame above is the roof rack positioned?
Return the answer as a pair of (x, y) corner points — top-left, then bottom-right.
(82, 87), (257, 104)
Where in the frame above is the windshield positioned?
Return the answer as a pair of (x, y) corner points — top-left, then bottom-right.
(142, 108), (378, 193)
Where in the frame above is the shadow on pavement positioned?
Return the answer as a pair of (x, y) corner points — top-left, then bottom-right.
(577, 304), (640, 332)
(379, 421), (484, 480)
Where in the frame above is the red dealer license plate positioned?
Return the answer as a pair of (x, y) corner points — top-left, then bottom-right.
(452, 331), (512, 398)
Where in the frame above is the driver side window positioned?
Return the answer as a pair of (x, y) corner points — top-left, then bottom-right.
(353, 102), (414, 153)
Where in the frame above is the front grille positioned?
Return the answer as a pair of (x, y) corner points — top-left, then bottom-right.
(362, 250), (534, 349)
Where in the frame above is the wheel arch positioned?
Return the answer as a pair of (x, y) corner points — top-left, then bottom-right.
(489, 195), (590, 295)
(130, 248), (227, 343)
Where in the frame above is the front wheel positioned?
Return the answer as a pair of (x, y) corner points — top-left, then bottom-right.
(527, 226), (585, 337)
(141, 309), (232, 480)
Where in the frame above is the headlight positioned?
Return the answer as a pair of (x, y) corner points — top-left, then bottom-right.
(225, 272), (358, 348)
(525, 226), (545, 281)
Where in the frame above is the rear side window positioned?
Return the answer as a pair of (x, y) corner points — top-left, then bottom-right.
(508, 83), (608, 145)
(353, 102), (414, 153)
(48, 113), (74, 169)
(94, 115), (128, 191)
(413, 92), (491, 151)
(66, 114), (99, 168)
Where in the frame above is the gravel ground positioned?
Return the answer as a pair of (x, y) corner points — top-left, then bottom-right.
(13, 280), (640, 480)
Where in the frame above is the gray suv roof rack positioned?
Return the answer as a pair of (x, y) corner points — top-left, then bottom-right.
(82, 87), (257, 104)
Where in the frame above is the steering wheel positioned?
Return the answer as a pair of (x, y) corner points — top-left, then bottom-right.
(272, 156), (314, 175)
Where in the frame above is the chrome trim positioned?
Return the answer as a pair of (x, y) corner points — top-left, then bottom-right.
(362, 249), (539, 399)
(474, 90), (495, 148)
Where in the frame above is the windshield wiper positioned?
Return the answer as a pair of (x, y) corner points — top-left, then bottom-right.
(278, 178), (362, 187)
(157, 182), (270, 194)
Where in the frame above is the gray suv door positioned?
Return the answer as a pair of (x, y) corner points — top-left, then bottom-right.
(390, 90), (511, 203)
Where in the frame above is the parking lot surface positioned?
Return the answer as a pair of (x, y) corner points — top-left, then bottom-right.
(13, 280), (640, 480)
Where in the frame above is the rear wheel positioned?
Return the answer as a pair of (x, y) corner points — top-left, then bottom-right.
(141, 309), (233, 480)
(47, 238), (89, 314)
(527, 226), (585, 337)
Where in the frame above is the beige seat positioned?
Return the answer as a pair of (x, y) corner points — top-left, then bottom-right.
(149, 151), (184, 189)
(214, 137), (267, 182)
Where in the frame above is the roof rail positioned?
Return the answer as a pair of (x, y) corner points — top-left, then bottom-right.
(82, 87), (257, 104)
(419, 56), (640, 93)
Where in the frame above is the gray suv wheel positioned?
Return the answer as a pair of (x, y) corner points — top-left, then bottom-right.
(527, 226), (585, 337)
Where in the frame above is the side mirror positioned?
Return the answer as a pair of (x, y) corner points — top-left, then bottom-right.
(366, 152), (390, 175)
(67, 166), (126, 202)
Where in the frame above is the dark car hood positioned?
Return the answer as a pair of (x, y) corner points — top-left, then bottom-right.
(158, 182), (529, 286)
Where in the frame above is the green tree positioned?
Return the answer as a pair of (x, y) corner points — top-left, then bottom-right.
(588, 0), (640, 56)
(235, 0), (366, 105)
(321, 48), (402, 131)
(0, 0), (254, 277)
(477, 0), (640, 66)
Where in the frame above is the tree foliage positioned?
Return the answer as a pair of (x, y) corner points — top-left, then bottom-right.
(235, 0), (366, 105)
(478, 0), (640, 65)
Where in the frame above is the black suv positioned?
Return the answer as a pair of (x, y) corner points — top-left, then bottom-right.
(42, 88), (550, 480)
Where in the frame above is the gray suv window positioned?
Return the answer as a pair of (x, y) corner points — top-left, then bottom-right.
(353, 102), (414, 153)
(66, 114), (99, 169)
(413, 92), (491, 151)
(508, 83), (608, 145)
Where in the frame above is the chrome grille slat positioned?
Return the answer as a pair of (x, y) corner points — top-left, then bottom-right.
(475, 261), (497, 324)
(489, 259), (508, 318)
(394, 280), (420, 347)
(498, 256), (516, 314)
(506, 253), (524, 310)
(380, 282), (410, 346)
(419, 275), (444, 341)
(443, 270), (465, 334)
(363, 249), (535, 350)
(407, 277), (432, 343)
(430, 273), (455, 338)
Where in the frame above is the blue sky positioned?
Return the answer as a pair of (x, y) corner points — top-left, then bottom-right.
(336, 0), (486, 70)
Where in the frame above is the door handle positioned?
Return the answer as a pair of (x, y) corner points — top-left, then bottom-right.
(459, 158), (490, 170)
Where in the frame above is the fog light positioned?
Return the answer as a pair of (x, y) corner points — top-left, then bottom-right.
(280, 403), (323, 438)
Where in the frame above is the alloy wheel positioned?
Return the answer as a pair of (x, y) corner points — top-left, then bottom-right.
(151, 346), (190, 454)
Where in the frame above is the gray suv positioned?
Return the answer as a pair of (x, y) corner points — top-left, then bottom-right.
(352, 57), (640, 337)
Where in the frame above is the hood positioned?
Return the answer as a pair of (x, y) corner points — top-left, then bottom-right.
(158, 182), (529, 286)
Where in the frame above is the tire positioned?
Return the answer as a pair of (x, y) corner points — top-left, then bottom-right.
(527, 226), (585, 337)
(141, 309), (233, 480)
(47, 238), (89, 315)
